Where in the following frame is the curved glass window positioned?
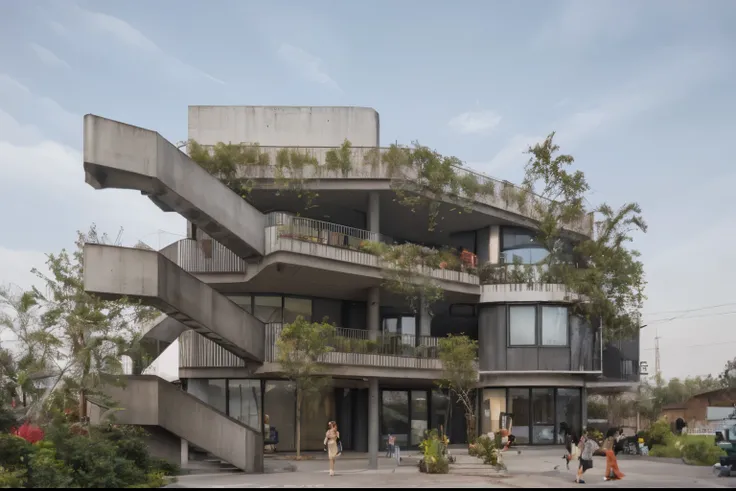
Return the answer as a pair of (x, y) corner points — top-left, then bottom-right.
(500, 227), (549, 265)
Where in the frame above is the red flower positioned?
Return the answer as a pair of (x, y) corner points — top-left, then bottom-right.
(14, 422), (44, 444)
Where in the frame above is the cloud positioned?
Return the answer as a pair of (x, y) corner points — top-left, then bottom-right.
(47, 20), (68, 36)
(0, 74), (79, 146)
(0, 83), (185, 292)
(277, 43), (341, 92)
(70, 4), (225, 85)
(29, 43), (71, 70)
(448, 110), (502, 136)
(487, 46), (727, 172)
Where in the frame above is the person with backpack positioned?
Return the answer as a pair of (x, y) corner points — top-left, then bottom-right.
(576, 429), (599, 484)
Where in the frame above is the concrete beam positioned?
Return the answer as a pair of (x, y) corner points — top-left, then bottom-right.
(92, 375), (263, 473)
(84, 244), (264, 362)
(83, 114), (265, 258)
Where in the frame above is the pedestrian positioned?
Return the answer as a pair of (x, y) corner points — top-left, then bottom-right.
(563, 430), (579, 470)
(386, 433), (396, 458)
(576, 429), (599, 484)
(324, 421), (341, 477)
(603, 431), (625, 481)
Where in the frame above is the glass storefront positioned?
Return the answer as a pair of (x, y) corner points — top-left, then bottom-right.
(228, 379), (260, 428)
(482, 387), (583, 445)
(381, 390), (410, 449)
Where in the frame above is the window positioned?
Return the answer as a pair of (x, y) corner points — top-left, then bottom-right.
(254, 296), (283, 323)
(283, 297), (312, 324)
(228, 380), (260, 428)
(500, 227), (549, 265)
(509, 306), (536, 345)
(541, 306), (568, 346)
(449, 304), (476, 317)
(228, 295), (252, 313)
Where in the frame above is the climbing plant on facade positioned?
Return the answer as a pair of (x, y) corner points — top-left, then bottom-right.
(519, 132), (647, 342)
(359, 241), (450, 312)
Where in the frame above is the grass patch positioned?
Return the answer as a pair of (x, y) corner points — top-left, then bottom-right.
(649, 434), (725, 466)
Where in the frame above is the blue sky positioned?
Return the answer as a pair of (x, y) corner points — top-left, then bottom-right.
(1, 0), (735, 379)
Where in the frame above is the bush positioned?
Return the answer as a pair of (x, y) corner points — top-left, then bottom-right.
(648, 418), (674, 448)
(418, 430), (450, 474)
(475, 435), (505, 469)
(0, 404), (18, 433)
(649, 443), (682, 458)
(0, 466), (27, 488)
(27, 441), (74, 488)
(682, 439), (726, 466)
(0, 433), (34, 470)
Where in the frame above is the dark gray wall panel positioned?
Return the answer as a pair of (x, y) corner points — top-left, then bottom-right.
(507, 347), (538, 370)
(538, 348), (570, 371)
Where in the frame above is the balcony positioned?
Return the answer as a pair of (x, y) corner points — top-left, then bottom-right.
(203, 144), (594, 236)
(162, 213), (479, 287)
(265, 213), (479, 286)
(180, 324), (444, 371)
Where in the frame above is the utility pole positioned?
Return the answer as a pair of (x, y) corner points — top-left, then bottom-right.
(654, 329), (661, 380)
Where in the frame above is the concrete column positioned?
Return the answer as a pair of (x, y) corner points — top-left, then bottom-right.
(367, 287), (380, 342)
(180, 439), (189, 468)
(489, 225), (500, 263)
(368, 192), (380, 236)
(419, 295), (432, 339)
(368, 378), (379, 469)
(581, 385), (588, 431)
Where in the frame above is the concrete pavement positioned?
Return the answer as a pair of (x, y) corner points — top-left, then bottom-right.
(168, 447), (734, 488)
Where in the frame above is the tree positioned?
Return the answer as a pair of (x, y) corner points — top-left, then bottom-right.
(275, 316), (336, 459)
(26, 224), (158, 421)
(437, 335), (478, 445)
(0, 286), (59, 407)
(634, 374), (722, 424)
(719, 358), (736, 388)
(521, 133), (647, 342)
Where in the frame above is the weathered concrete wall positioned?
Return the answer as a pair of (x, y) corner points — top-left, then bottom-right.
(480, 284), (578, 303)
(84, 244), (264, 362)
(188, 106), (380, 147)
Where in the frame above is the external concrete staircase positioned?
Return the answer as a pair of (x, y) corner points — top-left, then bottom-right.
(90, 376), (263, 473)
(81, 115), (272, 473)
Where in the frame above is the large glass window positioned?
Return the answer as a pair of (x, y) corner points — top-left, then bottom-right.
(228, 380), (260, 428)
(509, 306), (536, 346)
(507, 389), (530, 444)
(556, 389), (582, 444)
(410, 391), (428, 446)
(264, 381), (296, 451)
(381, 391), (410, 449)
(284, 297), (312, 324)
(207, 379), (227, 414)
(301, 388), (335, 450)
(501, 227), (549, 265)
(430, 390), (451, 436)
(254, 296), (283, 323)
(531, 388), (555, 444)
(541, 306), (568, 346)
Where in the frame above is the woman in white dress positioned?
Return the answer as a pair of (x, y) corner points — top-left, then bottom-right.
(324, 421), (340, 476)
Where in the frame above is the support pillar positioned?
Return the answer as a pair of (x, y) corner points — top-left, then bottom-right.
(582, 385), (588, 431)
(368, 192), (380, 236)
(367, 286), (380, 342)
(180, 439), (189, 468)
(419, 295), (431, 340)
(368, 378), (379, 470)
(489, 225), (500, 263)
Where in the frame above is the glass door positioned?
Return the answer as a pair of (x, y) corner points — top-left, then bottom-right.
(410, 391), (428, 446)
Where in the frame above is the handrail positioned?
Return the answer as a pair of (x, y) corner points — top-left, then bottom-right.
(266, 212), (390, 244)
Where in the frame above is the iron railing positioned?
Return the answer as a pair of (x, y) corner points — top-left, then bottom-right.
(160, 237), (247, 273)
(180, 323), (446, 371)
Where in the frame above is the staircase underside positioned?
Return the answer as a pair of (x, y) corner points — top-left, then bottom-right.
(84, 243), (264, 363)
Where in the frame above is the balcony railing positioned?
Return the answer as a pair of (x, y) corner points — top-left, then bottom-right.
(160, 237), (246, 273)
(266, 213), (479, 286)
(180, 324), (445, 371)
(199, 144), (594, 236)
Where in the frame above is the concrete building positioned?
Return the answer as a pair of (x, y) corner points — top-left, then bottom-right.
(81, 106), (640, 472)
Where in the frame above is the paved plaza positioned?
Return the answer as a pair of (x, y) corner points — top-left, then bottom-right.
(167, 448), (736, 488)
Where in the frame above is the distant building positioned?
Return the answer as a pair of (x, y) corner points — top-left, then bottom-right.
(660, 388), (736, 429)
